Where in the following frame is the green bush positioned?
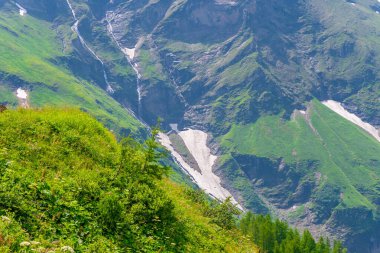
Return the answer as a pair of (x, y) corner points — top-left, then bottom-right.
(0, 109), (256, 252)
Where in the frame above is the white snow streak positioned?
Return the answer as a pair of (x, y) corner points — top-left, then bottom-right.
(158, 129), (241, 209)
(15, 3), (27, 16)
(16, 88), (27, 99)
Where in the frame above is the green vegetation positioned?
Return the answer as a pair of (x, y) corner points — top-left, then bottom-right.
(0, 108), (256, 252)
(219, 100), (380, 222)
(239, 213), (347, 253)
(139, 49), (166, 81)
(0, 6), (144, 138)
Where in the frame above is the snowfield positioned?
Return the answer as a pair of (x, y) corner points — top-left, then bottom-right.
(158, 129), (241, 209)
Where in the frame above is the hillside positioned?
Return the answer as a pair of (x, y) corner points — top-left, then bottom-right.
(0, 1), (145, 138)
(218, 100), (380, 251)
(0, 0), (379, 251)
(164, 100), (380, 252)
(0, 108), (258, 252)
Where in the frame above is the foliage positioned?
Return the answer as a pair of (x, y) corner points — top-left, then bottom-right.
(0, 5), (144, 138)
(239, 212), (347, 253)
(184, 188), (241, 230)
(0, 108), (256, 252)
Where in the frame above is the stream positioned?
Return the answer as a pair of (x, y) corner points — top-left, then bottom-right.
(65, 0), (114, 94)
(106, 11), (143, 118)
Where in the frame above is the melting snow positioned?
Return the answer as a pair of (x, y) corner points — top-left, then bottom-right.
(16, 88), (27, 99)
(322, 100), (380, 143)
(123, 48), (136, 60)
(15, 3), (27, 16)
(158, 129), (242, 209)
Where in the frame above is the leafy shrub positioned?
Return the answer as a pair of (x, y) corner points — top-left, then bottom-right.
(0, 109), (255, 252)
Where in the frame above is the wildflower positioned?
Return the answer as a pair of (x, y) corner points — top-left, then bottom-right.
(61, 246), (74, 253)
(1, 216), (11, 223)
(20, 241), (31, 247)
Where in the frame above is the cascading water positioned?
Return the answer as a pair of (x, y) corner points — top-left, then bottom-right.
(15, 2), (27, 16)
(65, 0), (114, 94)
(106, 11), (143, 118)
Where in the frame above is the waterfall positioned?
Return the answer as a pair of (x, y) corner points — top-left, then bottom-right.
(15, 2), (27, 16)
(106, 11), (143, 118)
(65, 0), (114, 94)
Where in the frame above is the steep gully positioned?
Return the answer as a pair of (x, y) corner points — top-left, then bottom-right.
(105, 11), (143, 119)
(65, 0), (148, 127)
(103, 9), (239, 206)
(65, 0), (114, 94)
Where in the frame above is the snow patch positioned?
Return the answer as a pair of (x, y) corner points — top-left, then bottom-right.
(16, 88), (28, 108)
(15, 3), (27, 16)
(322, 100), (380, 142)
(215, 0), (238, 6)
(158, 129), (241, 209)
(123, 48), (136, 60)
(16, 88), (27, 99)
(178, 129), (218, 178)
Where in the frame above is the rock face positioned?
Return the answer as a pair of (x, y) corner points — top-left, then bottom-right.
(1, 0), (380, 252)
(99, 0), (380, 130)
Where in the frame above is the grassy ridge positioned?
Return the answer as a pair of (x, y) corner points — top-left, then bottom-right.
(0, 108), (257, 252)
(0, 7), (144, 137)
(220, 100), (380, 213)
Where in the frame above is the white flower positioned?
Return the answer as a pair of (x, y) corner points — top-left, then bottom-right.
(61, 246), (74, 253)
(20, 241), (31, 247)
(30, 241), (41, 245)
(1, 216), (11, 223)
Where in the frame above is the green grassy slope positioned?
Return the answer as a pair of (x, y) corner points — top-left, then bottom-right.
(0, 108), (257, 252)
(0, 7), (144, 137)
(219, 100), (380, 221)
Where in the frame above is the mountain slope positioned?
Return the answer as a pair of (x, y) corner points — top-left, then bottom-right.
(96, 1), (380, 251)
(0, 0), (379, 251)
(0, 1), (145, 137)
(0, 108), (258, 252)
(218, 100), (380, 248)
